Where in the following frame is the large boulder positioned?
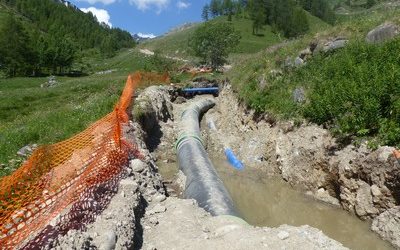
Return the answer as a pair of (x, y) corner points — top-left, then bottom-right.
(371, 207), (400, 248)
(366, 22), (400, 44)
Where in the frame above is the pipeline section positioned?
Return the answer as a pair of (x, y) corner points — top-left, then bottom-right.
(182, 87), (219, 97)
(175, 99), (239, 217)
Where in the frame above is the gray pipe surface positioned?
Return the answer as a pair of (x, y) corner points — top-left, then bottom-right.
(176, 99), (239, 217)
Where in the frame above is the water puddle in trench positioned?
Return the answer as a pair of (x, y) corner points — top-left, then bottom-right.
(158, 157), (394, 250)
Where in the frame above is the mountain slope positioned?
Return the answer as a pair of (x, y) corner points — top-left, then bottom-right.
(140, 12), (330, 59)
(0, 0), (135, 76)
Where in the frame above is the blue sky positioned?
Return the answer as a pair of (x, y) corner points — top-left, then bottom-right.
(70, 0), (208, 37)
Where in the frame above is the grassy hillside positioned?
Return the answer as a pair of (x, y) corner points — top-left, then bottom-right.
(228, 6), (400, 147)
(141, 13), (329, 59)
(0, 49), (173, 176)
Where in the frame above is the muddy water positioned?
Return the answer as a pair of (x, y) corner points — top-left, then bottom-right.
(211, 157), (394, 250)
(157, 157), (393, 250)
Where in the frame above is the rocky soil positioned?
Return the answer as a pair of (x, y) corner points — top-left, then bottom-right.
(141, 198), (347, 250)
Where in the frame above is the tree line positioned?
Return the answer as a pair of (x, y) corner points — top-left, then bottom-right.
(202, 0), (335, 38)
(0, 0), (135, 77)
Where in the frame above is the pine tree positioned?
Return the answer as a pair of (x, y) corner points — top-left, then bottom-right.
(249, 0), (266, 35)
(366, 0), (376, 8)
(0, 14), (33, 76)
(223, 0), (234, 21)
(202, 4), (210, 21)
(210, 0), (220, 17)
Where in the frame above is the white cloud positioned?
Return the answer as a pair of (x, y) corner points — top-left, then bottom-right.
(137, 32), (157, 38)
(176, 1), (190, 9)
(78, 0), (116, 5)
(81, 7), (112, 27)
(129, 0), (170, 13)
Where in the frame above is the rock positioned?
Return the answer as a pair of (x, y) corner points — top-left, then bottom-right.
(258, 74), (267, 90)
(309, 41), (318, 53)
(283, 57), (294, 69)
(148, 204), (166, 215)
(366, 22), (400, 44)
(176, 170), (187, 190)
(299, 48), (312, 60)
(355, 181), (379, 218)
(98, 230), (116, 250)
(174, 96), (187, 104)
(293, 87), (306, 104)
(149, 217), (159, 225)
(370, 185), (382, 197)
(294, 57), (305, 67)
(371, 207), (400, 248)
(17, 145), (34, 157)
(153, 194), (166, 203)
(41, 76), (58, 88)
(315, 188), (340, 206)
(130, 159), (146, 172)
(277, 230), (290, 240)
(269, 69), (283, 79)
(322, 39), (348, 53)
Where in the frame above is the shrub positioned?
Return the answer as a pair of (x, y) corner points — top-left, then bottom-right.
(303, 39), (400, 146)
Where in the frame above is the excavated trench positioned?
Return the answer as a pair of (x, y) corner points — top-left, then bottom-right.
(143, 85), (397, 250)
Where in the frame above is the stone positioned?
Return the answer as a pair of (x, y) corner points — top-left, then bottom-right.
(148, 204), (166, 215)
(130, 159), (146, 172)
(283, 57), (294, 69)
(370, 185), (382, 197)
(153, 194), (166, 203)
(371, 207), (400, 248)
(366, 23), (400, 44)
(174, 96), (187, 104)
(293, 87), (306, 104)
(277, 231), (290, 240)
(269, 69), (283, 79)
(149, 217), (159, 225)
(98, 230), (116, 250)
(355, 181), (379, 218)
(294, 57), (305, 67)
(258, 74), (267, 90)
(322, 39), (348, 53)
(41, 76), (58, 88)
(299, 48), (312, 59)
(17, 145), (34, 157)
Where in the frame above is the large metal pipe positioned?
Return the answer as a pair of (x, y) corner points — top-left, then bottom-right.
(175, 99), (239, 217)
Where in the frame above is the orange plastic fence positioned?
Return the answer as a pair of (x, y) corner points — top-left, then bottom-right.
(394, 149), (400, 163)
(0, 71), (169, 249)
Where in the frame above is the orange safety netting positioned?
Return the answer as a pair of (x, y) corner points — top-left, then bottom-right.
(0, 71), (169, 249)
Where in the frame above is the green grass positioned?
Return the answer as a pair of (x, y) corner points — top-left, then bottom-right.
(0, 49), (173, 176)
(139, 17), (281, 57)
(228, 7), (400, 147)
(141, 11), (330, 61)
(217, 16), (282, 54)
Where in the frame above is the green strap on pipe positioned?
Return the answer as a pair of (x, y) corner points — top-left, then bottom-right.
(175, 133), (204, 151)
